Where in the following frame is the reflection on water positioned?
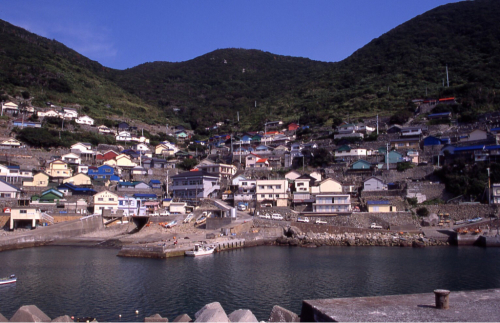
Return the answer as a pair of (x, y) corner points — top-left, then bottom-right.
(0, 246), (499, 321)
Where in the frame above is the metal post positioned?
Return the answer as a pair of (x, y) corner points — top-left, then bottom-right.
(434, 289), (450, 309)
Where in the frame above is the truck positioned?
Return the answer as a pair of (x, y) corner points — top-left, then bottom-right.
(370, 223), (383, 229)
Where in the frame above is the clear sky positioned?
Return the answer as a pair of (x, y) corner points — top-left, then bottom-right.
(0, 0), (461, 70)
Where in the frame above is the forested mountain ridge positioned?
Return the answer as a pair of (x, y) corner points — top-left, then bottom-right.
(1, 0), (500, 132)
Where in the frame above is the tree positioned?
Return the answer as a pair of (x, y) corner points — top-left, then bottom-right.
(416, 207), (429, 217)
(178, 158), (198, 170)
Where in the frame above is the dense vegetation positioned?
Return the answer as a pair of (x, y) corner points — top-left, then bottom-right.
(2, 0), (500, 131)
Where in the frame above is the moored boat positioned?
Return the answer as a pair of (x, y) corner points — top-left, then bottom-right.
(0, 274), (17, 285)
(185, 244), (215, 257)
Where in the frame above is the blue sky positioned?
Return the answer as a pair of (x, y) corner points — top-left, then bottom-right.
(0, 0), (460, 70)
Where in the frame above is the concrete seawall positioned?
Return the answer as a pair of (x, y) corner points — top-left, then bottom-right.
(0, 215), (104, 252)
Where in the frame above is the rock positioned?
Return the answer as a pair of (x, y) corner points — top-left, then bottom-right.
(301, 243), (317, 248)
(0, 313), (7, 322)
(51, 315), (74, 322)
(172, 314), (192, 322)
(288, 238), (299, 246)
(227, 310), (258, 322)
(412, 241), (426, 248)
(275, 237), (289, 245)
(288, 226), (302, 237)
(9, 305), (51, 322)
(268, 305), (300, 322)
(194, 302), (229, 323)
(144, 313), (169, 322)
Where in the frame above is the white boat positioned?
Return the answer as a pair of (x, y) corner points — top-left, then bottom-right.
(166, 220), (177, 228)
(185, 244), (216, 257)
(195, 215), (207, 225)
(0, 275), (17, 285)
(183, 213), (194, 223)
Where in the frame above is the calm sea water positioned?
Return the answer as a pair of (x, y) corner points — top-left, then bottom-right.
(0, 246), (499, 321)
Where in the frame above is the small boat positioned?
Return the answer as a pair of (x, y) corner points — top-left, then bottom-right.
(165, 220), (177, 228)
(185, 244), (215, 257)
(195, 215), (207, 225)
(0, 275), (17, 285)
(183, 213), (194, 223)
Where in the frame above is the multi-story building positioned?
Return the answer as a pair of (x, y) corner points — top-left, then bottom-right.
(93, 190), (119, 214)
(255, 179), (288, 207)
(313, 194), (351, 213)
(196, 163), (237, 180)
(170, 171), (219, 200)
(46, 160), (73, 179)
(492, 183), (500, 204)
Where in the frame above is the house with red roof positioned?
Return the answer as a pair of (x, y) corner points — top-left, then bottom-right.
(288, 123), (300, 131)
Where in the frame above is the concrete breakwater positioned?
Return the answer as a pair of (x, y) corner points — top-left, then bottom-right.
(278, 226), (449, 247)
(4, 289), (500, 322)
(0, 214), (104, 252)
(117, 238), (249, 258)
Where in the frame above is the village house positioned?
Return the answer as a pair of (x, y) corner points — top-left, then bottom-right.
(93, 190), (119, 214)
(0, 179), (21, 199)
(1, 101), (19, 115)
(363, 176), (387, 191)
(171, 171), (219, 200)
(367, 200), (397, 212)
(0, 137), (22, 148)
(45, 160), (73, 179)
(62, 173), (92, 186)
(61, 153), (82, 165)
(255, 179), (288, 207)
(23, 172), (50, 187)
(312, 194), (352, 213)
(390, 138), (420, 150)
(75, 115), (94, 125)
(9, 207), (42, 230)
(196, 163), (237, 180)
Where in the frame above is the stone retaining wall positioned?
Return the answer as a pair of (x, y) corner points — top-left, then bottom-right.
(422, 204), (498, 221)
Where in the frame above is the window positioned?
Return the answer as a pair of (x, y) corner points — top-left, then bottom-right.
(182, 181), (188, 185)
(20, 210), (27, 214)
(98, 198), (104, 202)
(276, 185), (281, 189)
(258, 185), (264, 190)
(269, 194), (273, 198)
(261, 194), (265, 198)
(0, 193), (11, 198)
(373, 206), (379, 212)
(268, 185), (272, 189)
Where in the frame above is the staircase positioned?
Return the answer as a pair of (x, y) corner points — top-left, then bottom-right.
(41, 212), (54, 225)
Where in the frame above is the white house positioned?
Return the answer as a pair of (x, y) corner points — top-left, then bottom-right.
(1, 102), (19, 115)
(363, 176), (387, 191)
(61, 153), (82, 165)
(71, 142), (94, 155)
(116, 131), (132, 141)
(37, 109), (60, 118)
(75, 115), (95, 125)
(60, 108), (78, 119)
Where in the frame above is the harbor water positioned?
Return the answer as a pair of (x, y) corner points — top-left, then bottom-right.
(0, 246), (499, 321)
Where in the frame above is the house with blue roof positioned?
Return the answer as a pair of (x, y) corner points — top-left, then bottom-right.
(367, 200), (396, 212)
(88, 165), (115, 180)
(0, 178), (21, 199)
(149, 179), (162, 189)
(423, 136), (449, 147)
(385, 151), (403, 164)
(57, 183), (96, 196)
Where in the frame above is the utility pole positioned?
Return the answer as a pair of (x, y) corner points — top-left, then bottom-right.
(376, 115), (379, 135)
(487, 167), (491, 204)
(386, 143), (389, 171)
(446, 65), (449, 88)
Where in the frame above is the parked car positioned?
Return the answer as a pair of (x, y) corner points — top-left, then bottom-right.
(315, 219), (327, 224)
(237, 204), (247, 211)
(259, 214), (271, 219)
(261, 203), (272, 208)
(271, 214), (283, 220)
(370, 223), (383, 229)
(297, 217), (309, 223)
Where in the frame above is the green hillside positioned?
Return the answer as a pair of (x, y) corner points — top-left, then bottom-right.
(0, 19), (169, 124)
(2, 0), (500, 132)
